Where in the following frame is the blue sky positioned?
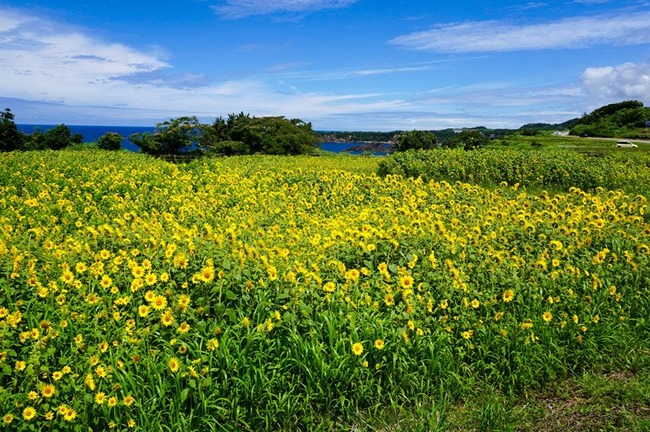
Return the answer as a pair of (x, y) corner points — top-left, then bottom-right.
(1, 0), (650, 130)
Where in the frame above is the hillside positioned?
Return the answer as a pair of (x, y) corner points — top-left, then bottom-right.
(569, 100), (650, 138)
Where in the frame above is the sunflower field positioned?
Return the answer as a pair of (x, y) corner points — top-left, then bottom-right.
(378, 148), (650, 197)
(0, 150), (648, 430)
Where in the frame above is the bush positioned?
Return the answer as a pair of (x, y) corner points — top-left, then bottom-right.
(205, 114), (317, 155)
(18, 124), (79, 151)
(443, 130), (489, 150)
(130, 116), (204, 156)
(206, 140), (249, 156)
(98, 132), (123, 151)
(394, 130), (437, 152)
(43, 124), (76, 150)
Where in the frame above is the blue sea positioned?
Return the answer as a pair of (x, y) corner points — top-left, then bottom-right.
(17, 124), (389, 154)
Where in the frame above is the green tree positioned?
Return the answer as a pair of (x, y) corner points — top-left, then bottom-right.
(204, 113), (316, 155)
(24, 124), (78, 150)
(206, 140), (249, 156)
(443, 130), (488, 150)
(130, 116), (205, 156)
(45, 124), (76, 150)
(253, 116), (316, 155)
(20, 128), (47, 151)
(0, 108), (25, 151)
(98, 132), (123, 151)
(394, 130), (437, 152)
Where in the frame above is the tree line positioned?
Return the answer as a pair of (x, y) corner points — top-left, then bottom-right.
(0, 109), (320, 156)
(0, 107), (506, 156)
(0, 109), (83, 152)
(3, 100), (646, 155)
(128, 113), (318, 156)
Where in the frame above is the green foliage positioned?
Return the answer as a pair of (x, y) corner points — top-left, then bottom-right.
(0, 108), (24, 152)
(45, 124), (77, 150)
(443, 130), (489, 150)
(570, 100), (650, 138)
(316, 130), (399, 143)
(206, 140), (249, 156)
(130, 116), (204, 156)
(395, 130), (438, 152)
(378, 148), (650, 197)
(18, 124), (80, 151)
(20, 128), (48, 151)
(97, 132), (123, 151)
(205, 113), (317, 155)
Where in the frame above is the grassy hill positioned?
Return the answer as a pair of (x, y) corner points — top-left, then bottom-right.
(569, 100), (650, 138)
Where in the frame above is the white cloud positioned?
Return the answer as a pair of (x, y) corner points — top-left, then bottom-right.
(389, 12), (650, 52)
(580, 60), (650, 103)
(6, 6), (542, 132)
(0, 7), (32, 32)
(0, 6), (401, 125)
(2, 5), (632, 131)
(0, 9), (169, 106)
(212, 0), (357, 19)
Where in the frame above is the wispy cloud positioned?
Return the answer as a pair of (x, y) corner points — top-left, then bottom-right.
(280, 65), (435, 82)
(389, 11), (650, 52)
(271, 57), (488, 82)
(0, 7), (168, 92)
(212, 0), (357, 19)
(0, 6), (408, 126)
(3, 4), (642, 131)
(0, 7), (32, 32)
(510, 2), (548, 11)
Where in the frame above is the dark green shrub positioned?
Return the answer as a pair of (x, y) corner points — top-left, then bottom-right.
(0, 108), (24, 152)
(98, 132), (123, 151)
(130, 116), (205, 156)
(444, 130), (488, 150)
(207, 140), (249, 156)
(394, 130), (437, 152)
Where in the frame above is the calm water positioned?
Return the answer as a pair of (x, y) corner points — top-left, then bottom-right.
(17, 125), (389, 154)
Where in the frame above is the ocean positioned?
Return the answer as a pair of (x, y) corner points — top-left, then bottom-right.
(16, 125), (389, 154)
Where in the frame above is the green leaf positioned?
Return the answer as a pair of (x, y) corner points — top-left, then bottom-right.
(227, 309), (237, 323)
(299, 304), (313, 316)
(214, 303), (226, 317)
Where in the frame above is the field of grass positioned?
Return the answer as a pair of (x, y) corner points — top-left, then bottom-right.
(489, 132), (650, 152)
(0, 147), (648, 431)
